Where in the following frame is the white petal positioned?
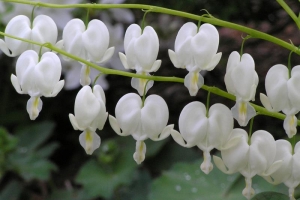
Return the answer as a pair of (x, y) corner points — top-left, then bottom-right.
(115, 93), (142, 136)
(207, 103), (234, 150)
(141, 95), (169, 139)
(119, 52), (131, 70)
(265, 64), (289, 111)
(79, 129), (101, 155)
(98, 46), (115, 64)
(5, 15), (31, 56)
(178, 101), (207, 146)
(171, 129), (193, 147)
(82, 19), (110, 62)
(133, 140), (146, 164)
(124, 24), (141, 52)
(192, 23), (220, 70)
(184, 71), (204, 96)
(259, 93), (274, 111)
(10, 74), (23, 94)
(283, 115), (297, 138)
(62, 18), (86, 58)
(80, 65), (91, 86)
(231, 100), (256, 126)
(26, 96), (43, 120)
(204, 52), (222, 71)
(248, 130), (276, 177)
(221, 128), (249, 173)
(31, 15), (58, 53)
(134, 26), (159, 71)
(50, 80), (65, 97)
(224, 51), (240, 95)
(69, 114), (80, 130)
(201, 150), (213, 174)
(34, 52), (62, 96)
(74, 86), (101, 130)
(131, 73), (154, 96)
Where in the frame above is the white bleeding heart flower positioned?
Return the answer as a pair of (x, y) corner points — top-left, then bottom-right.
(263, 140), (300, 200)
(11, 50), (64, 120)
(171, 102), (233, 174)
(0, 15), (58, 57)
(168, 22), (222, 96)
(109, 93), (173, 164)
(260, 64), (300, 138)
(59, 18), (115, 86)
(224, 51), (258, 126)
(119, 24), (161, 96)
(69, 85), (108, 155)
(213, 129), (282, 200)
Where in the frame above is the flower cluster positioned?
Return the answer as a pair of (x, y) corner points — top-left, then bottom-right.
(2, 4), (300, 200)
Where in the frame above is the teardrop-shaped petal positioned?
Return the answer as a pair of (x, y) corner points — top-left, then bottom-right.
(287, 65), (300, 110)
(4, 15), (31, 56)
(221, 128), (249, 173)
(192, 23), (220, 70)
(224, 51), (240, 95)
(179, 101), (208, 146)
(90, 85), (108, 130)
(115, 93), (142, 136)
(34, 52), (62, 97)
(82, 19), (110, 62)
(265, 64), (289, 111)
(31, 15), (58, 53)
(230, 53), (256, 101)
(140, 95), (169, 139)
(62, 18), (86, 59)
(206, 103), (234, 150)
(246, 130), (276, 177)
(15, 50), (39, 96)
(73, 86), (101, 130)
(266, 140), (292, 184)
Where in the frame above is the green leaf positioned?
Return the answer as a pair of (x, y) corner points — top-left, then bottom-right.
(15, 121), (55, 151)
(35, 142), (59, 158)
(0, 180), (23, 200)
(251, 192), (289, 200)
(75, 137), (138, 199)
(47, 189), (90, 200)
(149, 160), (288, 200)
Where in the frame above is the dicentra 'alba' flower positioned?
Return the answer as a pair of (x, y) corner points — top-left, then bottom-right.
(0, 15), (58, 57)
(168, 22), (222, 96)
(213, 129), (282, 200)
(11, 50), (64, 120)
(260, 64), (300, 138)
(69, 85), (108, 155)
(171, 102), (233, 174)
(119, 24), (161, 95)
(224, 51), (258, 126)
(263, 140), (300, 200)
(109, 93), (173, 164)
(59, 18), (115, 86)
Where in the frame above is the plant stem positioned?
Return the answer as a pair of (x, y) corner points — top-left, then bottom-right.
(2, 0), (300, 55)
(277, 0), (300, 29)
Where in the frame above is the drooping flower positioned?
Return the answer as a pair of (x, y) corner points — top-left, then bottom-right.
(263, 140), (300, 200)
(119, 24), (161, 96)
(1, 0), (82, 29)
(59, 18), (115, 86)
(224, 51), (258, 126)
(11, 50), (64, 120)
(0, 15), (58, 57)
(171, 102), (233, 174)
(168, 22), (222, 96)
(213, 129), (282, 200)
(260, 64), (300, 138)
(69, 85), (108, 155)
(109, 93), (173, 164)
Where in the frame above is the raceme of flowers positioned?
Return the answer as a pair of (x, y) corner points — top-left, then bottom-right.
(2, 10), (300, 200)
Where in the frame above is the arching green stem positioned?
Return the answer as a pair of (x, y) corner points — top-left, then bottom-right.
(0, 27), (295, 125)
(3, 0), (300, 55)
(248, 116), (255, 145)
(206, 91), (211, 117)
(240, 35), (251, 58)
